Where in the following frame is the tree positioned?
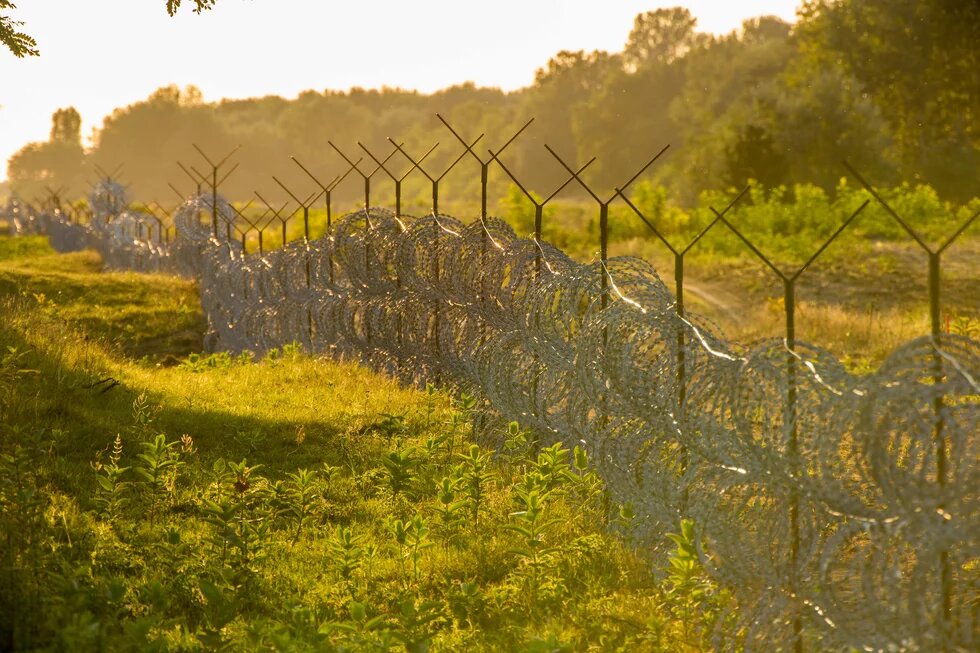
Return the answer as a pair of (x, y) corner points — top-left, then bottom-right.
(622, 7), (702, 71)
(667, 17), (795, 201)
(1, 1), (223, 57)
(518, 50), (619, 191)
(7, 108), (86, 200)
(0, 1), (37, 57)
(166, 1), (220, 17)
(50, 108), (82, 145)
(797, 0), (980, 198)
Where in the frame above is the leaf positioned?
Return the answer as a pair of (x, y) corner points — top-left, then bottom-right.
(350, 601), (367, 622)
(502, 524), (534, 538)
(198, 579), (225, 607)
(132, 468), (155, 482)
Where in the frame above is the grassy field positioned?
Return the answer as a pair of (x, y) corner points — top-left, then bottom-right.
(0, 236), (726, 651)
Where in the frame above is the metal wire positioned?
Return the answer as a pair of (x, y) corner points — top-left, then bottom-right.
(4, 180), (977, 653)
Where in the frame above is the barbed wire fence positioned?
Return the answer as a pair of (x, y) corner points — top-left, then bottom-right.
(3, 117), (978, 653)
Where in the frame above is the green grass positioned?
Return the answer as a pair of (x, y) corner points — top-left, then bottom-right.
(0, 236), (725, 651)
(0, 237), (204, 362)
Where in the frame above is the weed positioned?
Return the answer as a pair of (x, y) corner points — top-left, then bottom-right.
(201, 459), (272, 591)
(326, 526), (365, 583)
(381, 446), (419, 496)
(281, 340), (304, 359)
(322, 601), (397, 651)
(0, 346), (39, 420)
(422, 382), (439, 429)
(284, 467), (318, 542)
(432, 476), (467, 547)
(374, 411), (408, 439)
(457, 444), (493, 527)
(393, 597), (446, 653)
(664, 519), (733, 648)
(129, 392), (159, 439)
(179, 351), (234, 373)
(505, 483), (562, 612)
(390, 515), (433, 583)
(92, 434), (131, 520)
(133, 434), (182, 519)
(234, 427), (267, 453)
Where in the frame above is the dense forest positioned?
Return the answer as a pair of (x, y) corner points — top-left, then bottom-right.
(7, 0), (979, 208)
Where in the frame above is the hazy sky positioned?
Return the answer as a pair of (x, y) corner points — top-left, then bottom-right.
(0, 0), (801, 181)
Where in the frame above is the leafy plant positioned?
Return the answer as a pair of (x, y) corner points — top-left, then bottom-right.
(281, 340), (304, 360)
(92, 434), (131, 519)
(133, 434), (182, 517)
(284, 467), (318, 542)
(392, 597), (446, 653)
(326, 526), (366, 584)
(390, 515), (433, 583)
(374, 411), (407, 439)
(201, 459), (271, 588)
(457, 444), (493, 527)
(234, 427), (267, 453)
(432, 476), (467, 547)
(321, 600), (397, 651)
(505, 484), (562, 611)
(664, 519), (731, 648)
(0, 345), (38, 419)
(178, 351), (235, 372)
(129, 392), (159, 439)
(381, 446), (419, 496)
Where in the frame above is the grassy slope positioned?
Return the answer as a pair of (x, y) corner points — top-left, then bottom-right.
(0, 237), (718, 652)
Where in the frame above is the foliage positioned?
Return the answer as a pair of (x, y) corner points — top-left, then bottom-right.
(1, 1), (223, 58)
(0, 1), (37, 57)
(166, 0), (219, 16)
(798, 0), (980, 198)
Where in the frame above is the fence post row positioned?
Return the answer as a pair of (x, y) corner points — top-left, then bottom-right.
(8, 122), (977, 653)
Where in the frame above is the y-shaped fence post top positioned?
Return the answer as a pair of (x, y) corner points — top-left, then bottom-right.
(436, 114), (534, 168)
(438, 114), (534, 223)
(389, 133), (484, 218)
(487, 149), (598, 206)
(291, 156), (341, 194)
(253, 192), (290, 221)
(253, 190), (292, 221)
(844, 160), (980, 256)
(272, 177), (325, 209)
(177, 161), (206, 188)
(329, 141), (397, 185)
(359, 141), (438, 184)
(93, 163), (124, 184)
(359, 141), (438, 221)
(192, 143), (240, 171)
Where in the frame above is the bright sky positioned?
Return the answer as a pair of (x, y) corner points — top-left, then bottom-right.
(0, 0), (801, 181)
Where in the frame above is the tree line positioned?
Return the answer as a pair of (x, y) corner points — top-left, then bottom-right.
(7, 1), (979, 208)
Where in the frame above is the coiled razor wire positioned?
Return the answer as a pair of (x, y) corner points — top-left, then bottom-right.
(4, 186), (978, 652)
